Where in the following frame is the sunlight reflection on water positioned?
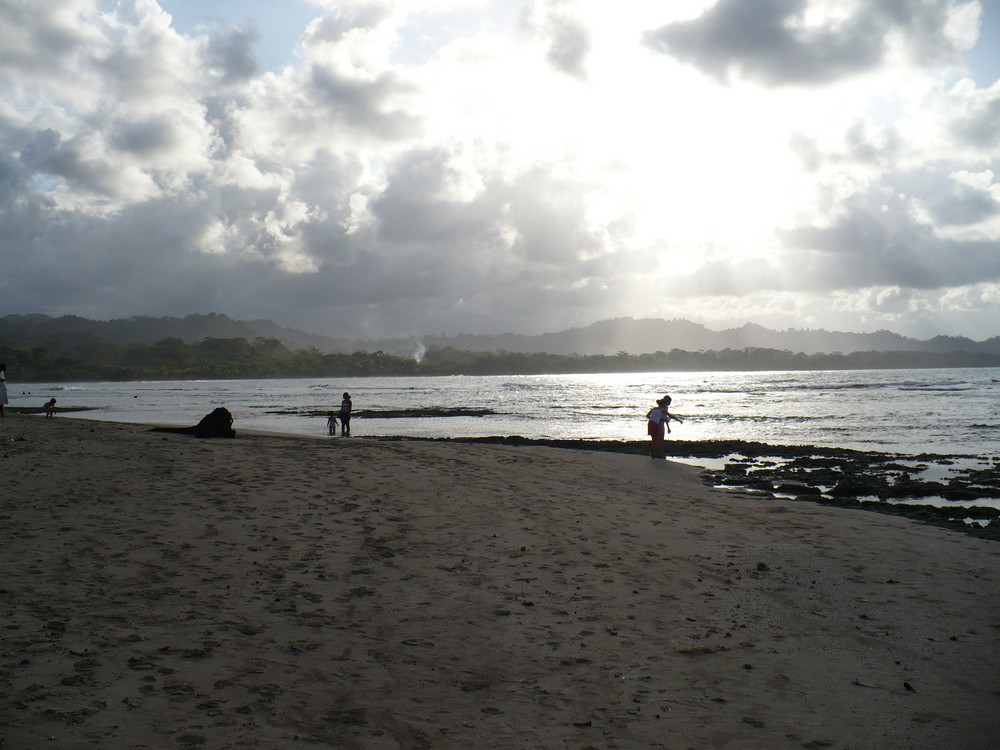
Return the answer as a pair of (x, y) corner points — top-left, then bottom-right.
(16, 367), (1000, 456)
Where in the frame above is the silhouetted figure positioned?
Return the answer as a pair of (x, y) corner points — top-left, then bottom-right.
(44, 398), (57, 418)
(646, 395), (683, 459)
(646, 398), (667, 459)
(0, 363), (7, 419)
(327, 411), (339, 436)
(659, 395), (683, 435)
(339, 392), (352, 436)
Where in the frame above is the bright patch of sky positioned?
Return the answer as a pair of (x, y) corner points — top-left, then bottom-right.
(156, 0), (319, 72)
(968, 0), (1000, 84)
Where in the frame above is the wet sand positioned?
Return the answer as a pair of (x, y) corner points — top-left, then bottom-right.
(1, 415), (999, 749)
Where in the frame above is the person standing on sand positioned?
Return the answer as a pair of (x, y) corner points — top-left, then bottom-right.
(646, 395), (683, 459)
(327, 411), (339, 436)
(646, 397), (666, 459)
(339, 392), (352, 436)
(0, 363), (8, 419)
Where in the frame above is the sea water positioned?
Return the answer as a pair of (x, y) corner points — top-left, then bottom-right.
(13, 367), (999, 457)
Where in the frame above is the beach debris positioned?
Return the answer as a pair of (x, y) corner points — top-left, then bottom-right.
(150, 407), (235, 438)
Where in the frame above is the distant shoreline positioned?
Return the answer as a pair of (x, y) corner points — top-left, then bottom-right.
(5, 350), (1000, 384)
(7, 361), (1000, 385)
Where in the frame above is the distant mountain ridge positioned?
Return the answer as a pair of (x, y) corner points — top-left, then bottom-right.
(2, 313), (999, 357)
(0, 313), (357, 353)
(408, 317), (1000, 356)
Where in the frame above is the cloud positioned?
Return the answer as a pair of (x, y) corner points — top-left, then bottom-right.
(0, 0), (999, 340)
(307, 63), (422, 138)
(941, 78), (1000, 150)
(916, 170), (1000, 226)
(642, 0), (977, 86)
(537, 0), (591, 80)
(204, 24), (260, 83)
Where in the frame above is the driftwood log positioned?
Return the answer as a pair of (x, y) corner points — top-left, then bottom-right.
(151, 407), (235, 438)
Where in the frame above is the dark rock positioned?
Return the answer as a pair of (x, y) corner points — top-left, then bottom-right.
(940, 486), (980, 501)
(828, 480), (876, 498)
(774, 482), (822, 496)
(151, 408), (235, 438)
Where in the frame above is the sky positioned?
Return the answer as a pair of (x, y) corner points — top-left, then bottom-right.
(2, 1), (1000, 341)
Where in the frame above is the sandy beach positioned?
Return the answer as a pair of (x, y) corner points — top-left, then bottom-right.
(1, 415), (999, 750)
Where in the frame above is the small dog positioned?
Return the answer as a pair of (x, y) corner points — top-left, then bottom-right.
(44, 398), (57, 418)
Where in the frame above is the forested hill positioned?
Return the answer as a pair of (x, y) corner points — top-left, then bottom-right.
(0, 313), (353, 353)
(409, 318), (1000, 357)
(2, 313), (999, 358)
(2, 335), (1000, 383)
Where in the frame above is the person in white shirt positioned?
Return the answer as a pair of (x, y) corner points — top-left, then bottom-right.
(646, 395), (683, 459)
(646, 397), (667, 458)
(0, 364), (7, 419)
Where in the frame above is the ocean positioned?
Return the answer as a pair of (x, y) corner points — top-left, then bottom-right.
(16, 367), (999, 456)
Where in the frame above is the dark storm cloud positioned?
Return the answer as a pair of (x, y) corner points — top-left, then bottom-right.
(0, 185), (339, 323)
(96, 41), (181, 101)
(17, 129), (63, 172)
(896, 166), (1000, 226)
(308, 64), (422, 139)
(0, 151), (29, 206)
(922, 182), (1000, 226)
(205, 24), (260, 83)
(19, 128), (121, 196)
(108, 116), (182, 156)
(0, 198), (189, 315)
(643, 0), (967, 86)
(0, 0), (83, 78)
(0, 130), (611, 336)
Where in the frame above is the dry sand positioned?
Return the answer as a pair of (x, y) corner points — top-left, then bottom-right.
(1, 415), (998, 750)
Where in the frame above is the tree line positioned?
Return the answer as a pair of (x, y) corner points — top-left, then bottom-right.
(2, 336), (1000, 383)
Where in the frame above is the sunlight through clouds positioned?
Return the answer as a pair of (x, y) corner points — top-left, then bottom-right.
(1, 0), (999, 337)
